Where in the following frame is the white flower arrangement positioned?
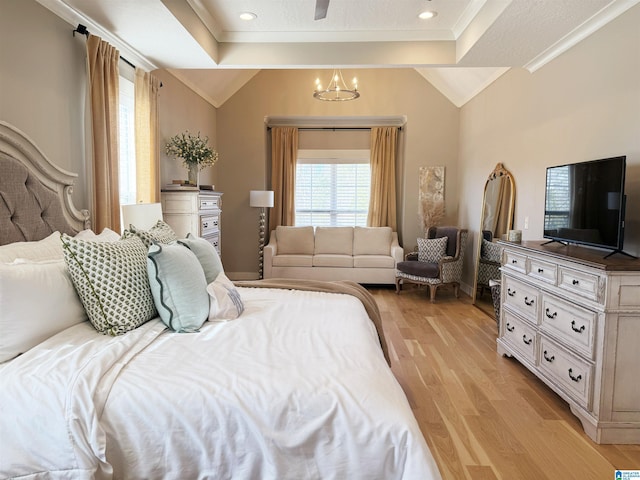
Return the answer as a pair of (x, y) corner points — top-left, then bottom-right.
(165, 131), (219, 170)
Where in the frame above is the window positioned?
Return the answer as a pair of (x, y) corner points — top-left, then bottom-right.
(295, 150), (370, 227)
(118, 62), (136, 208)
(545, 165), (570, 229)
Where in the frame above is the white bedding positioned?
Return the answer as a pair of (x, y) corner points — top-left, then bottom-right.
(0, 287), (441, 480)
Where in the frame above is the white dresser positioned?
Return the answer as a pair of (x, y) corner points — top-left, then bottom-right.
(497, 240), (640, 444)
(161, 190), (223, 255)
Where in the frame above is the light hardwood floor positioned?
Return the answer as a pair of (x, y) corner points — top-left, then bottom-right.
(368, 285), (640, 480)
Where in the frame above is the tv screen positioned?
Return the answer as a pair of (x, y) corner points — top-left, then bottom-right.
(543, 156), (626, 250)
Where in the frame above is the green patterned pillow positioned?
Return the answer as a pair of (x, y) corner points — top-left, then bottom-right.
(123, 220), (177, 248)
(61, 234), (158, 335)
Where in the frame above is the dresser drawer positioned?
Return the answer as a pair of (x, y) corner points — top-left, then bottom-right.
(503, 276), (539, 323)
(503, 251), (527, 274)
(502, 311), (538, 364)
(203, 232), (220, 254)
(201, 215), (220, 236)
(539, 336), (593, 409)
(558, 266), (603, 302)
(199, 195), (221, 211)
(540, 293), (596, 358)
(527, 257), (557, 284)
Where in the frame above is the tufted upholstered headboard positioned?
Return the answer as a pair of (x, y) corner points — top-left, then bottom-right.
(0, 122), (90, 246)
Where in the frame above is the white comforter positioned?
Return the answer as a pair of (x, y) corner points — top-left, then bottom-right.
(0, 287), (441, 480)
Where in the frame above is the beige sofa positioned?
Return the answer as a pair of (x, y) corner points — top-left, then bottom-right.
(263, 226), (403, 284)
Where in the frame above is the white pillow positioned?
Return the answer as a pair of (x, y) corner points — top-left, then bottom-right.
(0, 232), (63, 263)
(207, 272), (245, 321)
(353, 227), (392, 256)
(74, 228), (121, 242)
(0, 259), (87, 363)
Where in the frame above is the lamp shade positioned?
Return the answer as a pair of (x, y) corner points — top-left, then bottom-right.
(250, 190), (274, 208)
(121, 202), (164, 230)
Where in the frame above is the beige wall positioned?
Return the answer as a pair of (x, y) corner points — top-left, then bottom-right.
(217, 68), (460, 277)
(458, 3), (640, 291)
(1, 0), (88, 205)
(154, 70), (217, 188)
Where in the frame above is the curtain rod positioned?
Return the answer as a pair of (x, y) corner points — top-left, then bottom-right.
(73, 24), (161, 86)
(268, 126), (403, 132)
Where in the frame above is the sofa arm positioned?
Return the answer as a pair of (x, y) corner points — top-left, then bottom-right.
(263, 231), (277, 278)
(390, 233), (404, 265)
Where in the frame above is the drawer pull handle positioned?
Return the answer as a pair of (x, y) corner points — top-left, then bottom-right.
(507, 288), (516, 297)
(571, 320), (586, 333)
(524, 297), (534, 306)
(568, 368), (582, 382)
(511, 259), (518, 264)
(506, 323), (515, 332)
(543, 350), (555, 362)
(545, 308), (557, 319)
(522, 335), (532, 345)
(572, 279), (580, 285)
(203, 222), (209, 228)
(537, 268), (544, 273)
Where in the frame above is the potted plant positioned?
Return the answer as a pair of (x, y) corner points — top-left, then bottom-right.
(165, 131), (219, 186)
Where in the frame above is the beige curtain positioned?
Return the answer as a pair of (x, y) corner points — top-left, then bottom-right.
(368, 127), (398, 229)
(87, 35), (120, 233)
(269, 127), (298, 233)
(135, 68), (161, 203)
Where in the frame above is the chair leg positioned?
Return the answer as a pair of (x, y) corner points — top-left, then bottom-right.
(453, 283), (459, 298)
(395, 277), (402, 294)
(429, 285), (437, 302)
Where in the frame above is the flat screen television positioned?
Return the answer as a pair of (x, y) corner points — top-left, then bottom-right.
(543, 156), (627, 256)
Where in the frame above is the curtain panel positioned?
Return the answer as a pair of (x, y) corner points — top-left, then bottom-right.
(87, 35), (121, 233)
(134, 69), (161, 203)
(368, 127), (398, 230)
(269, 127), (298, 233)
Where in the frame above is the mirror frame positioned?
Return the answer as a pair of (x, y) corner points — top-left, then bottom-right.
(472, 162), (516, 304)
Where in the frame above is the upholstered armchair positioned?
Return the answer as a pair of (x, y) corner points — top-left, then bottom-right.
(395, 226), (468, 302)
(477, 230), (503, 297)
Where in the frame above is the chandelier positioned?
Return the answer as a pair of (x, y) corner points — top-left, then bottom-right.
(313, 69), (360, 101)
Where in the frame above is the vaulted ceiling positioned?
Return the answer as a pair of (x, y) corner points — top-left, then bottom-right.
(37, 0), (639, 107)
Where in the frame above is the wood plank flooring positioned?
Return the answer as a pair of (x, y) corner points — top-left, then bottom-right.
(368, 285), (640, 480)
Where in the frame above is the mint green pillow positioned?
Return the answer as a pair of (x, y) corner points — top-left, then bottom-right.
(147, 242), (209, 332)
(178, 233), (224, 284)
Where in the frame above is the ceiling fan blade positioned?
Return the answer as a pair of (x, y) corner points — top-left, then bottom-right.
(314, 0), (330, 20)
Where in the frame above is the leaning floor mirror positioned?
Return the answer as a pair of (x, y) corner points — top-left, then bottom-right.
(472, 163), (516, 317)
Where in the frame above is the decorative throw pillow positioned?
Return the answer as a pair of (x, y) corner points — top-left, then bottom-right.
(0, 231), (63, 263)
(481, 239), (503, 263)
(417, 237), (448, 263)
(123, 220), (177, 248)
(74, 227), (121, 242)
(61, 234), (157, 336)
(0, 259), (87, 362)
(178, 233), (223, 284)
(207, 272), (245, 321)
(147, 242), (209, 333)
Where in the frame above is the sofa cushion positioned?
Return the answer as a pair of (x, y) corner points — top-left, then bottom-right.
(272, 255), (313, 267)
(312, 254), (354, 268)
(396, 260), (439, 278)
(275, 226), (315, 255)
(314, 227), (353, 255)
(354, 255), (395, 269)
(353, 227), (392, 256)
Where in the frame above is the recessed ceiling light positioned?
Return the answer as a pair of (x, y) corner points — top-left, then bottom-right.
(418, 10), (437, 20)
(239, 12), (257, 21)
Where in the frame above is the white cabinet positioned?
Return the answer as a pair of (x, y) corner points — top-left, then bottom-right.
(161, 190), (222, 255)
(497, 241), (640, 444)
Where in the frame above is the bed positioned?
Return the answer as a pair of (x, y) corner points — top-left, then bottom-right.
(0, 121), (442, 480)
